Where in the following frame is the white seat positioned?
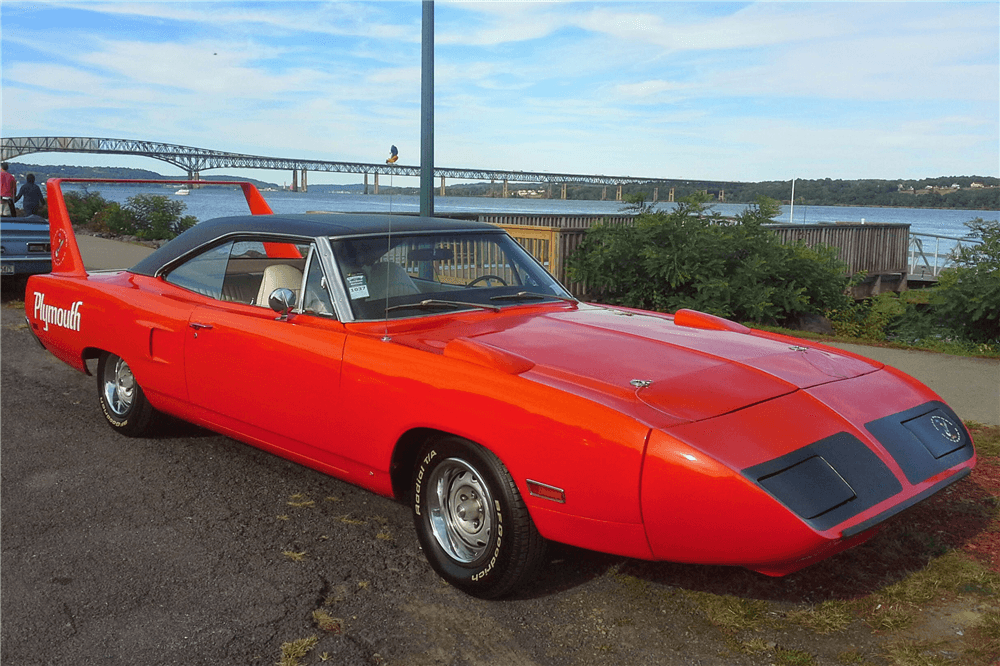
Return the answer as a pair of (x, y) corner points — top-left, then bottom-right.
(366, 262), (419, 300)
(256, 264), (303, 307)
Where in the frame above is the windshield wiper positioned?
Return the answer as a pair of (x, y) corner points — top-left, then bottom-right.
(384, 299), (501, 313)
(489, 291), (578, 303)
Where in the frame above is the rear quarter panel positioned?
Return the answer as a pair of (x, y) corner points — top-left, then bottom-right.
(24, 272), (192, 406)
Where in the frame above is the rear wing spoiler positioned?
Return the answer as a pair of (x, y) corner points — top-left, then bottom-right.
(45, 178), (273, 277)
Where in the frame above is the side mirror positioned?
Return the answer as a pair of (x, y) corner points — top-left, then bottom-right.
(268, 288), (297, 320)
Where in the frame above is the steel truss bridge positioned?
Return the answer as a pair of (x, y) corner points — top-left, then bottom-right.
(0, 136), (714, 200)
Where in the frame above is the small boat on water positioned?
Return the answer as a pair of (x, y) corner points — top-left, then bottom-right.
(175, 187), (190, 196)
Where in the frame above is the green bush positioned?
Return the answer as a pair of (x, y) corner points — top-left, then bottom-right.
(99, 202), (139, 236)
(567, 194), (854, 323)
(123, 194), (196, 240)
(930, 218), (1000, 344)
(62, 191), (196, 240)
(827, 218), (999, 351)
(827, 292), (907, 340)
(62, 190), (111, 229)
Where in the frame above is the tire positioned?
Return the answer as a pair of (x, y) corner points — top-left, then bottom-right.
(412, 436), (547, 598)
(96, 352), (156, 437)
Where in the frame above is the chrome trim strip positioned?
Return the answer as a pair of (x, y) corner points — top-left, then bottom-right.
(325, 228), (507, 242)
(315, 236), (355, 322)
(151, 231), (313, 278)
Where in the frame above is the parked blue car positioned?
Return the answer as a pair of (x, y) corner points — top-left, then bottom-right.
(1, 215), (51, 277)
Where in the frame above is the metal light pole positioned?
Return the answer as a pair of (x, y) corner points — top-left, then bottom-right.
(789, 178), (796, 224)
(420, 1), (434, 217)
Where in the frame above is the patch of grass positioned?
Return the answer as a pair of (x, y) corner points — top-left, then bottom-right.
(864, 603), (916, 632)
(287, 493), (315, 508)
(684, 590), (774, 634)
(336, 515), (365, 525)
(739, 637), (772, 654)
(787, 599), (855, 634)
(282, 550), (307, 562)
(776, 647), (815, 665)
(836, 650), (866, 664)
(312, 609), (342, 634)
(882, 640), (953, 666)
(961, 609), (1000, 665)
(968, 424), (1000, 459)
(848, 551), (1000, 643)
(884, 551), (997, 606)
(278, 635), (319, 666)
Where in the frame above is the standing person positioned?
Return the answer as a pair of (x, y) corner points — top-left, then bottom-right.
(14, 173), (45, 217)
(0, 163), (15, 217)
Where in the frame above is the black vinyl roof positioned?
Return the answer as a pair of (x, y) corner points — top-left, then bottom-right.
(129, 213), (498, 277)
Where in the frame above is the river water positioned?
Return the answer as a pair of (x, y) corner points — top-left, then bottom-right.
(66, 183), (998, 242)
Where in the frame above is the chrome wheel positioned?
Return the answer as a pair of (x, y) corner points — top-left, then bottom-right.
(102, 355), (135, 417)
(96, 352), (156, 437)
(413, 437), (548, 598)
(427, 458), (493, 564)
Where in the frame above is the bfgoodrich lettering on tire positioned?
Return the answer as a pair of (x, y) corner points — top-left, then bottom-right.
(96, 352), (156, 437)
(412, 436), (547, 598)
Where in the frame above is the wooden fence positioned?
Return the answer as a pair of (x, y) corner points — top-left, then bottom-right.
(485, 214), (911, 299)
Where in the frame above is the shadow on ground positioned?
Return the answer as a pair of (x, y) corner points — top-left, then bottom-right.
(517, 472), (996, 605)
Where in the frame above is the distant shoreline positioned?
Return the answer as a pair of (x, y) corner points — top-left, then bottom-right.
(7, 162), (998, 212)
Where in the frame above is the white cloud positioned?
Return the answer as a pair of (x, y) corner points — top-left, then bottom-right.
(1, 1), (996, 181)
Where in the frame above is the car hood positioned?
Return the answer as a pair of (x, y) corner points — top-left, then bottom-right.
(405, 304), (880, 425)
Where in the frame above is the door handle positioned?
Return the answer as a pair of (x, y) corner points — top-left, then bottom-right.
(189, 322), (214, 330)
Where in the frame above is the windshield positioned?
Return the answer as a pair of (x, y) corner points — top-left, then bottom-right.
(331, 231), (573, 320)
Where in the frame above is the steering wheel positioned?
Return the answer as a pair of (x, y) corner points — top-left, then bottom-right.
(466, 274), (508, 287)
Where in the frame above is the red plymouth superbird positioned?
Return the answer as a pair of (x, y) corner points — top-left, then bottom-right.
(26, 179), (976, 598)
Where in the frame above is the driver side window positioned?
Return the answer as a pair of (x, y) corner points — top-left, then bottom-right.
(165, 238), (338, 316)
(164, 241), (234, 299)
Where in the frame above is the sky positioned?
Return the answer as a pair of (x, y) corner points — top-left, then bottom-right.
(1, 1), (998, 186)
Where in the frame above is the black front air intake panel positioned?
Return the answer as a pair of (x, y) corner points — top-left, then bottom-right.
(743, 431), (902, 532)
(865, 401), (974, 485)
